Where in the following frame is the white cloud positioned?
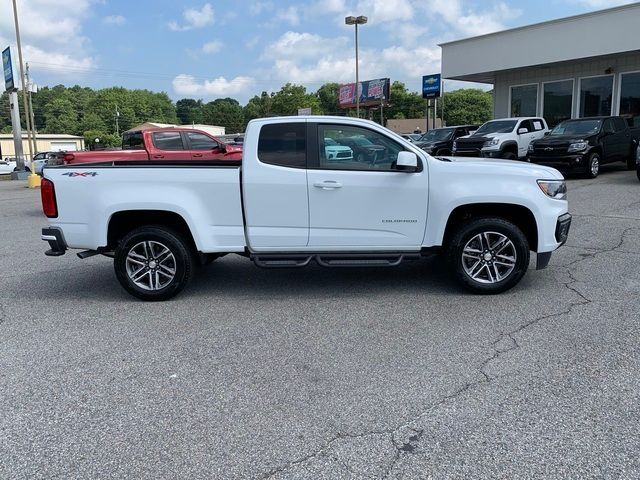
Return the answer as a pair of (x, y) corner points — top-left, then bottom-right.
(104, 15), (125, 25)
(0, 0), (96, 79)
(276, 6), (300, 26)
(202, 41), (223, 54)
(423, 0), (521, 37)
(250, 1), (274, 16)
(574, 0), (633, 6)
(172, 74), (254, 97)
(262, 32), (348, 61)
(354, 0), (414, 24)
(168, 3), (215, 31)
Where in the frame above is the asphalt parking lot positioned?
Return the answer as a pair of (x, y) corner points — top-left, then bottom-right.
(1, 165), (639, 479)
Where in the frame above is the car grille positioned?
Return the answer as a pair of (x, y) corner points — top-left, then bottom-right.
(532, 146), (569, 157)
(336, 151), (351, 158)
(456, 139), (486, 151)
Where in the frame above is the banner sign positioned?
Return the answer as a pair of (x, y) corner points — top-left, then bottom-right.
(339, 78), (390, 108)
(297, 107), (312, 116)
(422, 74), (441, 99)
(2, 47), (14, 91)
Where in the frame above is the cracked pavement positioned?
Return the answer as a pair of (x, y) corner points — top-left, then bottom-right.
(1, 166), (639, 479)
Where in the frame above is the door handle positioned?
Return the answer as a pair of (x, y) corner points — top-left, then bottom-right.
(193, 153), (203, 157)
(152, 154), (165, 159)
(313, 181), (343, 190)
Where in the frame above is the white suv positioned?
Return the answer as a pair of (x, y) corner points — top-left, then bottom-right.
(453, 117), (549, 160)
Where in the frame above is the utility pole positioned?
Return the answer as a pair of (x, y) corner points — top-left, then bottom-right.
(434, 98), (438, 130)
(26, 62), (37, 155)
(115, 104), (120, 137)
(11, 0), (38, 187)
(441, 80), (446, 127)
(380, 96), (384, 125)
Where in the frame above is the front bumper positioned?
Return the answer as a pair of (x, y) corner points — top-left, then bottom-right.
(528, 154), (585, 169)
(42, 227), (67, 256)
(536, 213), (572, 270)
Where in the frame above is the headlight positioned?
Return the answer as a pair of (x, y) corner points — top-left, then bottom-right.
(537, 180), (567, 200)
(484, 138), (500, 147)
(452, 141), (457, 150)
(567, 141), (588, 153)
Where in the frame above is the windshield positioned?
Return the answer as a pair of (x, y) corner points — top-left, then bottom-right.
(551, 120), (602, 136)
(419, 128), (455, 142)
(474, 120), (517, 135)
(324, 138), (338, 146)
(351, 137), (374, 146)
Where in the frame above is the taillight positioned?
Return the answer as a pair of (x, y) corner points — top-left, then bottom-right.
(41, 178), (58, 218)
(63, 153), (75, 163)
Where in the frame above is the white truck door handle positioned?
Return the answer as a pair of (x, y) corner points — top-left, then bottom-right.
(314, 181), (342, 190)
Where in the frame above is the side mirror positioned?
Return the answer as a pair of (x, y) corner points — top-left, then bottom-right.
(396, 151), (419, 172)
(517, 128), (529, 135)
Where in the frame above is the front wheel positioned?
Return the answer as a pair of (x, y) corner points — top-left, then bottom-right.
(501, 151), (517, 160)
(585, 152), (600, 178)
(114, 226), (194, 301)
(446, 217), (530, 294)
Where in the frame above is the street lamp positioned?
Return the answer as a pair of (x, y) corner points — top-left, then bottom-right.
(345, 15), (367, 118)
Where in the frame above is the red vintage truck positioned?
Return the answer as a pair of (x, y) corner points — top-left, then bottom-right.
(59, 128), (242, 165)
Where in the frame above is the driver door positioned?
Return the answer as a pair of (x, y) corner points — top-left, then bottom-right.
(186, 131), (226, 161)
(306, 124), (428, 249)
(516, 120), (536, 158)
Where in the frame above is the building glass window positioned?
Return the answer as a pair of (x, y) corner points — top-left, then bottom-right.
(579, 75), (613, 117)
(619, 72), (640, 127)
(510, 84), (538, 117)
(543, 80), (573, 127)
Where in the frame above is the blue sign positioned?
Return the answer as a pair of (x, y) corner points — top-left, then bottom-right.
(422, 74), (441, 99)
(2, 47), (14, 91)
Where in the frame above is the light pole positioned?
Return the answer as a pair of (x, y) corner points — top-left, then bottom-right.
(345, 15), (367, 118)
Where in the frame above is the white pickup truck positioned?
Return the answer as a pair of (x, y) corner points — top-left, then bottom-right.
(40, 116), (571, 301)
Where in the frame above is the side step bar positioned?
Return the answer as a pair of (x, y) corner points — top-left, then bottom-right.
(252, 253), (421, 269)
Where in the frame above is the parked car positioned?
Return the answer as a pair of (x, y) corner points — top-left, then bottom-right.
(415, 125), (480, 156)
(324, 138), (353, 161)
(51, 128), (242, 166)
(26, 152), (57, 175)
(453, 117), (549, 160)
(0, 158), (17, 175)
(336, 135), (386, 164)
(40, 116), (571, 301)
(527, 116), (638, 178)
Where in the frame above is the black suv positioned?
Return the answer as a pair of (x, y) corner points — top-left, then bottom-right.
(414, 125), (479, 156)
(527, 116), (637, 178)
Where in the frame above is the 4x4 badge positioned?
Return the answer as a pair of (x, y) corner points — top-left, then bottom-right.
(62, 172), (98, 177)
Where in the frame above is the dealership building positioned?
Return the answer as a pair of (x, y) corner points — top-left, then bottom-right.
(440, 3), (640, 127)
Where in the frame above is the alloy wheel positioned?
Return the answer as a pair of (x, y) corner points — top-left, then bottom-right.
(461, 231), (517, 284)
(125, 241), (176, 291)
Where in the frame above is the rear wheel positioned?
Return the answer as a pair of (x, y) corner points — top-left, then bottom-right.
(584, 152), (600, 178)
(114, 226), (194, 301)
(446, 217), (530, 294)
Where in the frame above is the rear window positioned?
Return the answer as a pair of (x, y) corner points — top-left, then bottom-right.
(122, 132), (144, 150)
(257, 123), (306, 168)
(153, 132), (184, 150)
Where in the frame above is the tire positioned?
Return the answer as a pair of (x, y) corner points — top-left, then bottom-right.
(637, 166), (640, 182)
(584, 152), (600, 179)
(355, 153), (365, 163)
(501, 151), (517, 160)
(627, 145), (637, 170)
(446, 217), (530, 294)
(114, 226), (194, 301)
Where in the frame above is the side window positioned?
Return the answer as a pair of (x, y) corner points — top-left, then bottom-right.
(122, 132), (144, 150)
(532, 119), (545, 131)
(153, 132), (184, 150)
(603, 119), (615, 134)
(318, 124), (404, 171)
(518, 120), (532, 133)
(188, 132), (219, 150)
(613, 117), (627, 132)
(257, 123), (306, 168)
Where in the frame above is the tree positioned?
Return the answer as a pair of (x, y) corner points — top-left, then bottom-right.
(437, 89), (493, 126)
(176, 98), (204, 124)
(83, 130), (120, 149)
(316, 82), (340, 115)
(270, 83), (321, 116)
(244, 91), (273, 124)
(43, 98), (78, 134)
(202, 98), (244, 133)
(385, 81), (424, 124)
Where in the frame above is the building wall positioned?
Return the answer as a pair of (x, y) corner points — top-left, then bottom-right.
(386, 118), (442, 134)
(0, 137), (85, 158)
(493, 51), (640, 121)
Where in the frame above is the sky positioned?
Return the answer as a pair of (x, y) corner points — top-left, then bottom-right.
(0, 0), (636, 103)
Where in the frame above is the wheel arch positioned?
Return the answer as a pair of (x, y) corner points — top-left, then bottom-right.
(442, 203), (538, 252)
(107, 209), (198, 254)
(500, 141), (518, 154)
